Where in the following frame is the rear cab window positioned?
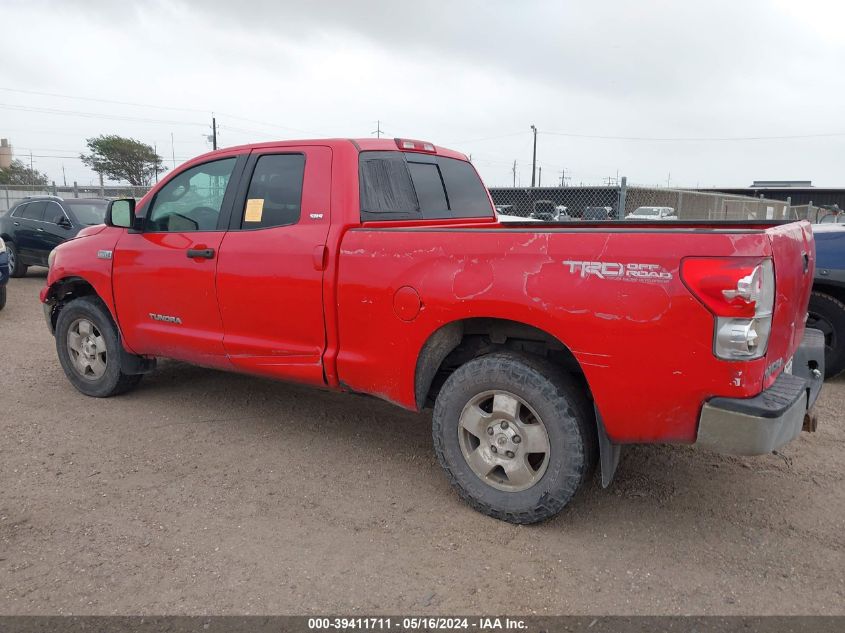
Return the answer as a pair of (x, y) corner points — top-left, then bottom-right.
(359, 151), (493, 222)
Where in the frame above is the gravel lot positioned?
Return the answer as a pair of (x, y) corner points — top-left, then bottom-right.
(1, 271), (843, 615)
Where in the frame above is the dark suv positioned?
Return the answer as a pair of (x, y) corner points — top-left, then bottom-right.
(0, 196), (109, 277)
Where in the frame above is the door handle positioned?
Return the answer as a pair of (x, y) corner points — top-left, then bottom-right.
(13, 221), (20, 226)
(37, 227), (44, 232)
(186, 248), (215, 259)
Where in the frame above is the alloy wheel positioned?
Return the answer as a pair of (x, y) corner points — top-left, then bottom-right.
(457, 390), (551, 492)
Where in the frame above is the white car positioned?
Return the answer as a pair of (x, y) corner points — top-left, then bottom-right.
(626, 206), (677, 220)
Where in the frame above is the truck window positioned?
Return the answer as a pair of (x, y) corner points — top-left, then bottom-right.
(408, 162), (449, 218)
(240, 154), (305, 229)
(437, 156), (493, 216)
(360, 153), (419, 219)
(359, 151), (493, 221)
(147, 158), (236, 232)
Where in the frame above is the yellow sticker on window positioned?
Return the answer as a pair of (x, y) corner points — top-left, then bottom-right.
(244, 198), (264, 222)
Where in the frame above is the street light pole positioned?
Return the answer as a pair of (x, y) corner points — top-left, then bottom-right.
(530, 125), (537, 187)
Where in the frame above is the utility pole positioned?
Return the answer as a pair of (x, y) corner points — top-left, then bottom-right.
(29, 151), (34, 186)
(154, 144), (159, 183)
(372, 120), (383, 138)
(512, 160), (517, 187)
(538, 166), (542, 187)
(212, 114), (218, 150)
(171, 132), (176, 169)
(559, 170), (565, 187)
(530, 125), (537, 187)
(62, 164), (67, 187)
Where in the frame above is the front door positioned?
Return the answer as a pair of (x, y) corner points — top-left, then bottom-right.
(215, 146), (332, 385)
(112, 155), (244, 367)
(39, 201), (74, 265)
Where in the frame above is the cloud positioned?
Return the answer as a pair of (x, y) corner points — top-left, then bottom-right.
(2, 0), (844, 186)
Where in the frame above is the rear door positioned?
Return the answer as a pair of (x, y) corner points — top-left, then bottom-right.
(215, 146), (332, 385)
(14, 201), (47, 260)
(113, 155), (245, 366)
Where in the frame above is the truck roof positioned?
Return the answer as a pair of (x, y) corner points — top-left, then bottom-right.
(186, 138), (469, 164)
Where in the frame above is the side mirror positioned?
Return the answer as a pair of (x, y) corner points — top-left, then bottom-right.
(106, 198), (136, 229)
(58, 216), (73, 229)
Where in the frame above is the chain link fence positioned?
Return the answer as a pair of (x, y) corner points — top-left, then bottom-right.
(0, 184), (152, 213)
(489, 178), (795, 222)
(791, 203), (844, 224)
(2, 180), (801, 223)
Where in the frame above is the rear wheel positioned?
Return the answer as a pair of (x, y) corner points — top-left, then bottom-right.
(55, 297), (143, 397)
(0, 285), (6, 311)
(432, 352), (596, 524)
(6, 241), (27, 278)
(807, 291), (845, 379)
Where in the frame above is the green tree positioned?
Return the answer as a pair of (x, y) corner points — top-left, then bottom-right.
(0, 159), (49, 186)
(81, 135), (166, 186)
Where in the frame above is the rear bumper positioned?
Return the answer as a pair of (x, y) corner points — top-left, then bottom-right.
(694, 328), (825, 455)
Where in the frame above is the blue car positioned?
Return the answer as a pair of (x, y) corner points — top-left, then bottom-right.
(809, 223), (845, 378)
(0, 237), (9, 311)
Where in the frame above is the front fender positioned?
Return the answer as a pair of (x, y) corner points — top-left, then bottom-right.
(40, 226), (133, 350)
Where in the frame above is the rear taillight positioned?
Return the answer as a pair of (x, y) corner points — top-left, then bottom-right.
(681, 257), (775, 360)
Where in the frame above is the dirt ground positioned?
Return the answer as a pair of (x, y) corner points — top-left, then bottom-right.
(1, 271), (843, 616)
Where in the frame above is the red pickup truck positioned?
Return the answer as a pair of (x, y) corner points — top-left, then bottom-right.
(41, 138), (824, 523)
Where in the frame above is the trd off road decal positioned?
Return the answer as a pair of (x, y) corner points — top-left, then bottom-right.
(563, 260), (673, 283)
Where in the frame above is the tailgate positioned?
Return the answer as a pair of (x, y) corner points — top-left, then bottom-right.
(764, 221), (815, 388)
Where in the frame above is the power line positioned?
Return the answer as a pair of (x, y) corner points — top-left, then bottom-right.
(1, 87), (328, 136)
(447, 131), (525, 145)
(0, 87), (211, 114)
(0, 103), (205, 126)
(215, 112), (325, 135)
(543, 129), (845, 142)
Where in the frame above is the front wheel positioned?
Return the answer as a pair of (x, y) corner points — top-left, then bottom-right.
(55, 297), (143, 397)
(432, 352), (597, 524)
(0, 285), (6, 311)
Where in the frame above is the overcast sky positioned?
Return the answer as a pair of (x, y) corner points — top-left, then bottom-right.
(2, 0), (844, 188)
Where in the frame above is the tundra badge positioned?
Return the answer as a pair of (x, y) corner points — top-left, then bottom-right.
(149, 313), (183, 325)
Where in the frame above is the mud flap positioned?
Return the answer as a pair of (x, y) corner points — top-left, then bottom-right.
(595, 406), (621, 488)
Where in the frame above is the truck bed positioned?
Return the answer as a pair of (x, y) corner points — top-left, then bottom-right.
(334, 220), (814, 444)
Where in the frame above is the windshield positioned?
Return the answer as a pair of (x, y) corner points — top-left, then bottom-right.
(65, 199), (108, 225)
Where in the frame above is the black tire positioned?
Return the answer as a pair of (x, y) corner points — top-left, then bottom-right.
(6, 241), (27, 278)
(55, 296), (143, 397)
(432, 352), (597, 524)
(0, 285), (6, 311)
(807, 291), (845, 379)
